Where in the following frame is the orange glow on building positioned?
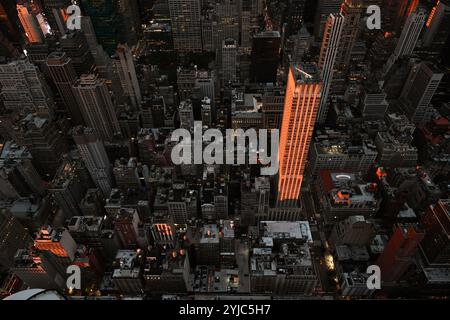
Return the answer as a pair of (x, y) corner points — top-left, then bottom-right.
(406, 0), (419, 18)
(16, 3), (43, 44)
(426, 2), (439, 27)
(278, 67), (322, 203)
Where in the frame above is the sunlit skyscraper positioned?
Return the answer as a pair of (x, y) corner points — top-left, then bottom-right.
(277, 66), (322, 205)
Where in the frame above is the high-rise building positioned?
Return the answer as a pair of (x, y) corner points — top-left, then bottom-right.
(195, 70), (215, 104)
(179, 100), (194, 130)
(0, 210), (32, 269)
(383, 8), (427, 75)
(215, 0), (240, 55)
(73, 126), (115, 197)
(80, 0), (121, 54)
(45, 52), (85, 125)
(112, 44), (142, 109)
(113, 208), (140, 248)
(313, 0), (342, 40)
(72, 74), (121, 141)
(278, 66), (322, 205)
(49, 159), (91, 220)
(250, 31), (281, 83)
(0, 58), (55, 117)
(422, 0), (450, 59)
(287, 0), (306, 35)
(376, 224), (424, 282)
(16, 1), (44, 44)
(117, 0), (141, 46)
(383, 0), (419, 33)
(168, 0), (202, 52)
(0, 1), (22, 51)
(60, 30), (96, 77)
(0, 141), (45, 199)
(336, 0), (365, 68)
(13, 114), (67, 177)
(221, 38), (237, 84)
(420, 199), (450, 265)
(360, 82), (389, 120)
(176, 66), (197, 101)
(201, 97), (212, 126)
(317, 13), (344, 124)
(399, 61), (443, 124)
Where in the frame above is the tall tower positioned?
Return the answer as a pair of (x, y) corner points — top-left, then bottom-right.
(0, 58), (55, 117)
(60, 30), (96, 77)
(393, 8), (427, 58)
(383, 0), (419, 33)
(221, 38), (238, 84)
(16, 1), (44, 44)
(112, 43), (142, 109)
(14, 114), (67, 177)
(278, 66), (322, 205)
(250, 31), (281, 83)
(383, 8), (427, 75)
(73, 126), (114, 197)
(0, 210), (32, 269)
(168, 0), (202, 52)
(399, 61), (443, 124)
(72, 74), (121, 141)
(46, 52), (84, 125)
(314, 0), (342, 41)
(336, 0), (364, 68)
(317, 13), (344, 124)
(422, 0), (450, 57)
(287, 0), (306, 35)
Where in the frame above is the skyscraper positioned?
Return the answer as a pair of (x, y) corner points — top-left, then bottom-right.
(383, 0), (419, 34)
(0, 58), (55, 117)
(14, 114), (67, 177)
(168, 0), (202, 52)
(313, 0), (342, 41)
(16, 1), (44, 44)
(45, 52), (84, 125)
(80, 0), (121, 54)
(278, 66), (322, 205)
(72, 74), (121, 141)
(287, 0), (306, 35)
(317, 13), (344, 124)
(422, 0), (450, 58)
(250, 31), (281, 83)
(221, 38), (238, 84)
(73, 126), (115, 197)
(336, 0), (365, 68)
(60, 30), (96, 77)
(399, 61), (443, 124)
(112, 44), (142, 109)
(0, 210), (32, 269)
(383, 8), (427, 75)
(49, 159), (90, 220)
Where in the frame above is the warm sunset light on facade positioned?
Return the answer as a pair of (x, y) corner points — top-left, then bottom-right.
(278, 67), (322, 204)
